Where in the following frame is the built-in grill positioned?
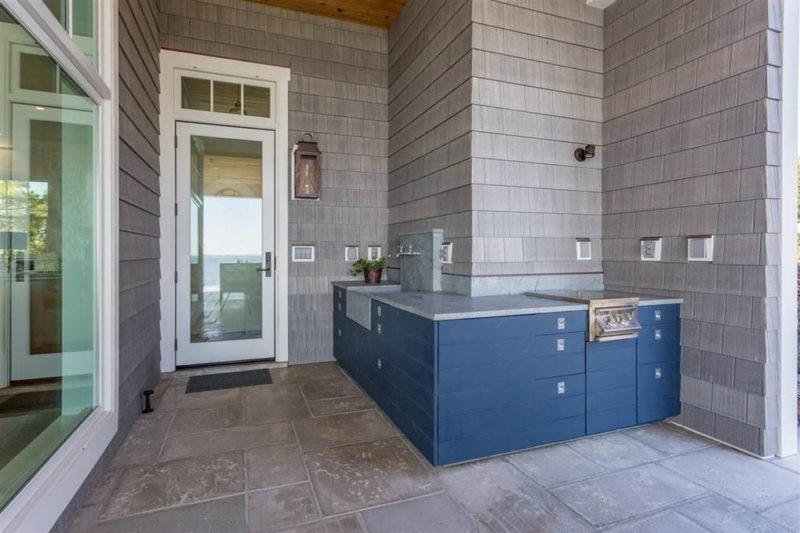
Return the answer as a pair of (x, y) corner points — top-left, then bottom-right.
(527, 290), (642, 342)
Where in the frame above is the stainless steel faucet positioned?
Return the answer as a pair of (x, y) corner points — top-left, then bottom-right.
(388, 244), (422, 258)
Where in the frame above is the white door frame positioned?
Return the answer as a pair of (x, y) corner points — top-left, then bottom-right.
(174, 122), (276, 366)
(159, 51), (290, 370)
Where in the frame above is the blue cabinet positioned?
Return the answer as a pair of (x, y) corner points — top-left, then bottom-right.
(332, 290), (681, 466)
(636, 304), (681, 424)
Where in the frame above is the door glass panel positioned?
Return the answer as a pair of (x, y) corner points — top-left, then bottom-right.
(0, 7), (98, 510)
(181, 77), (211, 112)
(243, 85), (270, 118)
(189, 136), (263, 343)
(41, 0), (96, 63)
(213, 81), (241, 115)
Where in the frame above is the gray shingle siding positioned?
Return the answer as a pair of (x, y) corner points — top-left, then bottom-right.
(602, 0), (782, 456)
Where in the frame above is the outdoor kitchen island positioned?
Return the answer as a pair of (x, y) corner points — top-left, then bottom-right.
(332, 281), (682, 466)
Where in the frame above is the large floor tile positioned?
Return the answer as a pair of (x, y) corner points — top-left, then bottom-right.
(439, 459), (591, 532)
(271, 363), (345, 384)
(551, 463), (706, 527)
(361, 492), (477, 533)
(293, 410), (396, 451)
(246, 443), (307, 490)
(244, 384), (311, 424)
(659, 446), (800, 511)
(623, 423), (716, 455)
(305, 438), (438, 515)
(760, 498), (800, 531)
(565, 431), (665, 470)
(109, 411), (175, 468)
(299, 375), (361, 401)
(674, 494), (793, 533)
(275, 515), (365, 532)
(246, 483), (321, 532)
(604, 510), (709, 533)
(506, 443), (607, 487)
(169, 402), (243, 436)
(93, 495), (246, 533)
(99, 451), (244, 520)
(770, 452), (800, 474)
(158, 386), (242, 412)
(307, 395), (375, 416)
(160, 421), (293, 461)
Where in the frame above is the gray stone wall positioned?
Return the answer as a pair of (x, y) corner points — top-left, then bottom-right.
(387, 0), (474, 278)
(602, 0), (782, 456)
(470, 0), (605, 279)
(159, 0), (390, 363)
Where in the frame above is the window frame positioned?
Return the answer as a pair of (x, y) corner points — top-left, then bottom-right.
(0, 0), (118, 530)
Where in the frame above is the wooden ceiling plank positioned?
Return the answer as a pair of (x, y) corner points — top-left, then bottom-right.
(246, 0), (405, 28)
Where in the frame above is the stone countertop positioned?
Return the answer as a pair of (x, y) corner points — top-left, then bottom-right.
(330, 281), (682, 321)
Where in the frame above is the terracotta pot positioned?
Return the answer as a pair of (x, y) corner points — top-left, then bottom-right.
(363, 268), (383, 284)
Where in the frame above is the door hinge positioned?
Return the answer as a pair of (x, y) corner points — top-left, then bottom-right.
(174, 135), (178, 148)
(174, 203), (178, 216)
(174, 339), (178, 351)
(174, 271), (178, 283)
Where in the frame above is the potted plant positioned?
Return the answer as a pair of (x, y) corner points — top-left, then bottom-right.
(349, 257), (385, 284)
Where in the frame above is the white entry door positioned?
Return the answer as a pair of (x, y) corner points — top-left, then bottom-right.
(175, 122), (275, 366)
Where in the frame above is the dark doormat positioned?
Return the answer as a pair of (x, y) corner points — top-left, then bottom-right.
(186, 369), (272, 393)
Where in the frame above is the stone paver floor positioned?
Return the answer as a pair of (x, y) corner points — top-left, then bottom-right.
(69, 362), (800, 532)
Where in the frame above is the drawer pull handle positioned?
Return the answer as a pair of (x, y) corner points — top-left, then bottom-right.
(655, 367), (662, 379)
(338, 290), (342, 299)
(557, 317), (566, 330)
(556, 338), (565, 351)
(377, 324), (382, 334)
(337, 303), (342, 311)
(337, 328), (341, 337)
(655, 329), (662, 340)
(557, 381), (566, 395)
(654, 309), (661, 320)
(377, 358), (382, 370)
(377, 306), (382, 317)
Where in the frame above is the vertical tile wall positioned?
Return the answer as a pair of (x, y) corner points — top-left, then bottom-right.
(387, 0), (474, 278)
(470, 0), (605, 279)
(602, 0), (782, 455)
(159, 0), (390, 363)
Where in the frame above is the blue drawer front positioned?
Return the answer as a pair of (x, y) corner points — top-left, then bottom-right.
(587, 366), (636, 392)
(437, 415), (585, 465)
(532, 352), (585, 379)
(440, 360), (536, 393)
(587, 406), (637, 435)
(438, 395), (585, 442)
(586, 339), (636, 371)
(534, 332), (585, 357)
(439, 338), (529, 369)
(638, 304), (679, 325)
(438, 315), (535, 345)
(533, 374), (585, 401)
(637, 323), (679, 364)
(587, 386), (636, 413)
(531, 311), (587, 335)
(638, 360), (679, 397)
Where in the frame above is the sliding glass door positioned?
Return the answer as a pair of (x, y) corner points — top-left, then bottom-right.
(0, 8), (98, 510)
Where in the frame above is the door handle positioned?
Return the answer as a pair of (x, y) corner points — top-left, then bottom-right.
(256, 252), (272, 277)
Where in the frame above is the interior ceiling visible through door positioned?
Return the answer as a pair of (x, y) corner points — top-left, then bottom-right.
(245, 0), (405, 28)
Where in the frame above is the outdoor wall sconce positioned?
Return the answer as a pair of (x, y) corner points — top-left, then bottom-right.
(293, 133), (321, 199)
(574, 144), (595, 162)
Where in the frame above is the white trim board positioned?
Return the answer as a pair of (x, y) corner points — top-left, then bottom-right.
(158, 50), (290, 371)
(0, 0), (119, 530)
(777, 0), (798, 458)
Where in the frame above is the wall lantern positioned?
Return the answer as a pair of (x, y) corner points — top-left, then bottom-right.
(574, 144), (595, 162)
(293, 133), (321, 199)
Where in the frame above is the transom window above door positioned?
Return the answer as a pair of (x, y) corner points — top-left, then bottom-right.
(179, 73), (274, 123)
